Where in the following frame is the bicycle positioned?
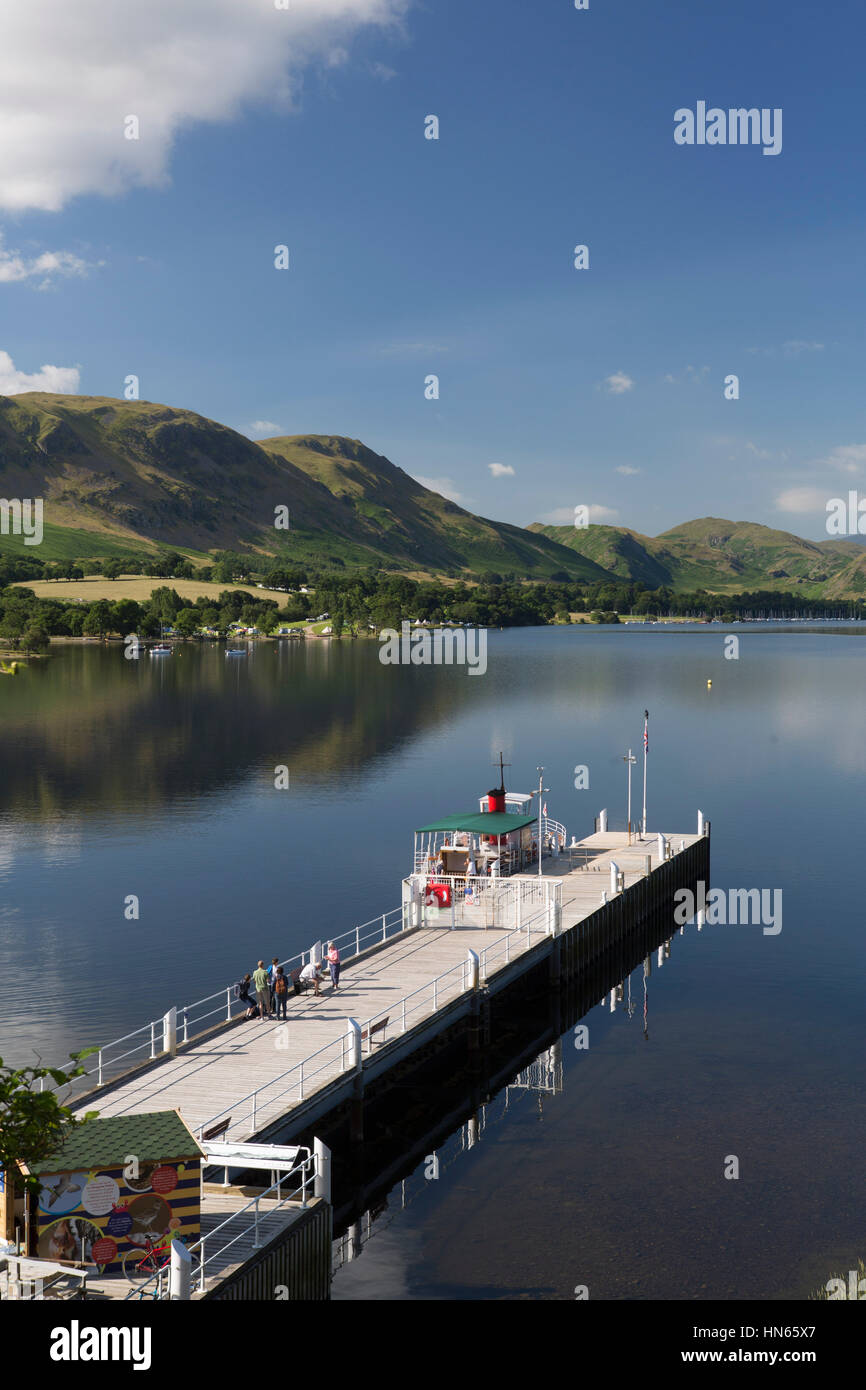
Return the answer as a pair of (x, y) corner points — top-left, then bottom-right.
(121, 1233), (180, 1284)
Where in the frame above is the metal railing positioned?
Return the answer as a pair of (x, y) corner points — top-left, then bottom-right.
(127, 1152), (317, 1301)
(194, 904), (556, 1144)
(43, 904), (408, 1105)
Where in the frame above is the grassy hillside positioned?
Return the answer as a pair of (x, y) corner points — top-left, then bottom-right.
(0, 395), (604, 579)
(530, 516), (865, 596)
(260, 434), (609, 578)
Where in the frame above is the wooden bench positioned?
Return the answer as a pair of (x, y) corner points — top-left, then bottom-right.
(359, 1016), (389, 1052)
(201, 1116), (231, 1143)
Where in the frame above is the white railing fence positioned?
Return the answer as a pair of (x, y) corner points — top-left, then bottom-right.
(43, 904), (408, 1105)
(404, 873), (562, 933)
(127, 1148), (320, 1301)
(194, 902), (557, 1146)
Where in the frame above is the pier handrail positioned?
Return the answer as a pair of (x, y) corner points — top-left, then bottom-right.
(194, 905), (555, 1144)
(126, 1154), (316, 1300)
(42, 903), (407, 1104)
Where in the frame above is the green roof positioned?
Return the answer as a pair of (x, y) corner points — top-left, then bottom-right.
(29, 1110), (203, 1175)
(415, 812), (537, 835)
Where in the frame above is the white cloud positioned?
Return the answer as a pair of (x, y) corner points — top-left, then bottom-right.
(0, 234), (93, 288)
(615, 465), (640, 476)
(745, 441), (789, 462)
(248, 420), (281, 438)
(413, 475), (464, 503)
(747, 340), (825, 358)
(0, 350), (80, 394)
(665, 365), (710, 385)
(540, 504), (619, 525)
(603, 371), (633, 395)
(814, 444), (866, 474)
(775, 487), (829, 514)
(0, 0), (408, 212)
(782, 340), (824, 356)
(488, 463), (515, 477)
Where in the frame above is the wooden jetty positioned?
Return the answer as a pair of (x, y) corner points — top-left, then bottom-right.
(74, 821), (710, 1147)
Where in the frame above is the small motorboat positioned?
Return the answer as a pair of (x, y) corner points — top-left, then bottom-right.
(225, 648), (248, 657)
(149, 644), (172, 656)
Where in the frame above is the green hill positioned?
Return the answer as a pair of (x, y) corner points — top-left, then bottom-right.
(529, 516), (865, 597)
(0, 394), (605, 579)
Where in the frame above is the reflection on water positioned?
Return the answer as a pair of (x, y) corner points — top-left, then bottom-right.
(1, 627), (864, 1298)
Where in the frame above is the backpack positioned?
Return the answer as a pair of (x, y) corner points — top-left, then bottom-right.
(275, 974), (287, 995)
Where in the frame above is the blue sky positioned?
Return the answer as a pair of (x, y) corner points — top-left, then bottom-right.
(0, 0), (862, 540)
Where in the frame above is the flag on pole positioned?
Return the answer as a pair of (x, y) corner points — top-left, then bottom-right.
(542, 802), (548, 817)
(643, 710), (649, 753)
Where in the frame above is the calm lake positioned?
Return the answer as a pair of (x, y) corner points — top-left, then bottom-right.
(1, 626), (863, 1299)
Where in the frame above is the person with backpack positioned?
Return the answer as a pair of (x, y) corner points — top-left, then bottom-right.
(236, 973), (258, 1019)
(273, 966), (289, 1019)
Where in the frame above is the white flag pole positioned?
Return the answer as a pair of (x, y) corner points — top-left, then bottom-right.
(641, 711), (648, 837)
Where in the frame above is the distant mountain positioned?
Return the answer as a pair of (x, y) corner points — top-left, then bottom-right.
(0, 394), (606, 579)
(2, 393), (864, 597)
(529, 516), (866, 597)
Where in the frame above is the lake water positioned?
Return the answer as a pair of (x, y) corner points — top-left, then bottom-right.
(1, 626), (863, 1299)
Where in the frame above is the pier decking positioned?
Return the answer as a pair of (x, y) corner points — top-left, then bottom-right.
(74, 827), (708, 1146)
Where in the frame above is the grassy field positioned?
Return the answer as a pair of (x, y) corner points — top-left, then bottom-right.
(11, 576), (288, 603)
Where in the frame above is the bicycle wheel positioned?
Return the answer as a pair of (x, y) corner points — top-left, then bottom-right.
(121, 1246), (158, 1283)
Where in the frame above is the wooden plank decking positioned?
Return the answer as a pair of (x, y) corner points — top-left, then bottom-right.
(76, 830), (701, 1143)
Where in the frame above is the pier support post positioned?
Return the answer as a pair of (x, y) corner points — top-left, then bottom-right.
(163, 1006), (177, 1059)
(347, 1019), (365, 1142)
(313, 1138), (332, 1203)
(467, 949), (480, 991)
(169, 1237), (192, 1300)
(697, 809), (704, 836)
(599, 808), (608, 833)
(657, 833), (667, 863)
(609, 861), (621, 896)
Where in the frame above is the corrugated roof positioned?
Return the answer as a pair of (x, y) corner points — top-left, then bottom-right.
(415, 812), (537, 834)
(29, 1110), (203, 1175)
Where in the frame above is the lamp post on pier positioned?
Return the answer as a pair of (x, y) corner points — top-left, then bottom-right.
(623, 748), (636, 845)
(535, 766), (549, 879)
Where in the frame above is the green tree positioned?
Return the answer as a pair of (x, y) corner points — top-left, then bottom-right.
(21, 623), (49, 654)
(174, 608), (200, 639)
(0, 1053), (98, 1195)
(110, 599), (141, 632)
(101, 558), (124, 580)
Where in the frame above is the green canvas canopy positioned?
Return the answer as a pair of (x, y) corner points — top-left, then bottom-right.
(414, 812), (536, 835)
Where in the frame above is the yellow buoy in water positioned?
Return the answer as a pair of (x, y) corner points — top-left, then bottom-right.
(707, 678), (712, 688)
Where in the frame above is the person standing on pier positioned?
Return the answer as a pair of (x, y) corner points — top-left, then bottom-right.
(253, 960), (271, 1020)
(327, 942), (341, 991)
(273, 966), (289, 1019)
(268, 956), (280, 1012)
